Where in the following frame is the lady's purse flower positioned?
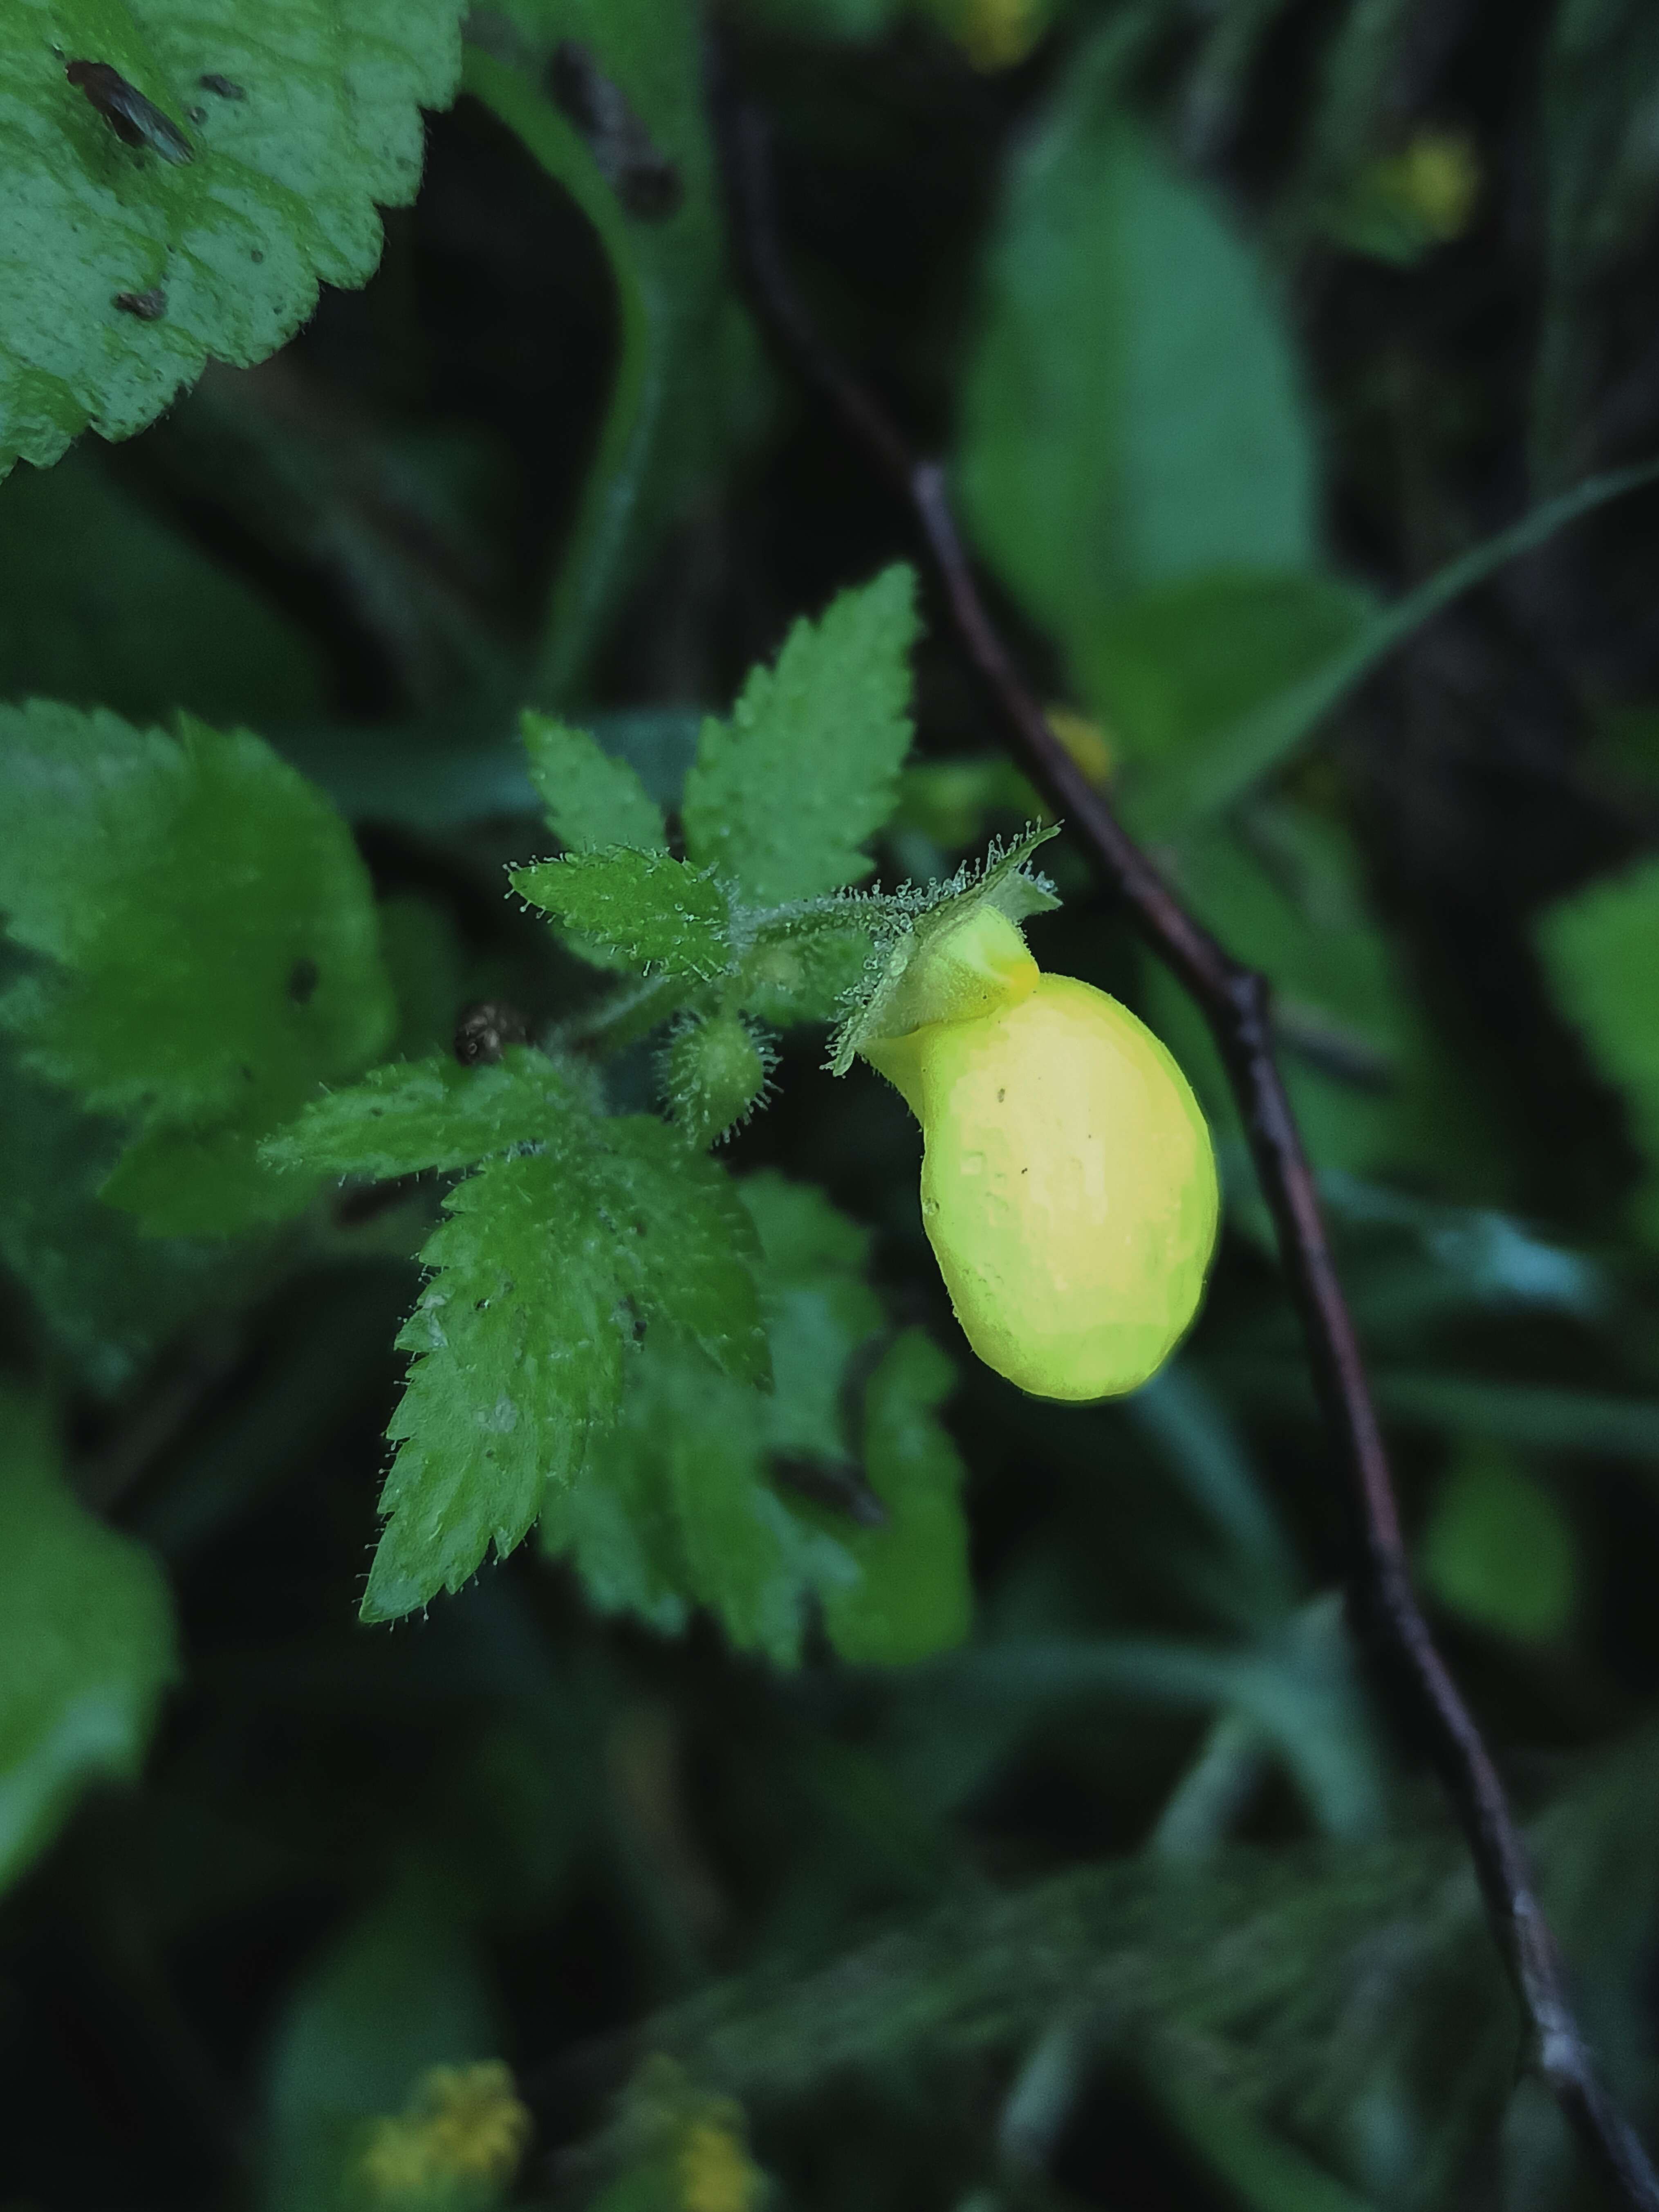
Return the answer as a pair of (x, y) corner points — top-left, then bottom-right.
(859, 901), (1218, 1401)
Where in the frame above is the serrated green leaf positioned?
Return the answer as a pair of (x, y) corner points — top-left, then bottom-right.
(537, 1367), (700, 1640)
(365, 1119), (767, 1621)
(681, 566), (919, 904)
(548, 1336), (858, 1663)
(264, 1049), (588, 1183)
(512, 849), (732, 977)
(542, 1332), (854, 1667)
(521, 712), (668, 854)
(817, 1330), (971, 1667)
(957, 47), (1317, 647)
(0, 0), (466, 478)
(1537, 855), (1659, 1243)
(369, 1150), (637, 1623)
(0, 702), (396, 1233)
(743, 1171), (881, 1467)
(0, 1393), (177, 1894)
(547, 1176), (971, 1668)
(0, 706), (385, 1119)
(606, 1120), (773, 1391)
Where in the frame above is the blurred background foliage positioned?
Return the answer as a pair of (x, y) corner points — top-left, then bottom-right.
(6, 0), (1659, 2209)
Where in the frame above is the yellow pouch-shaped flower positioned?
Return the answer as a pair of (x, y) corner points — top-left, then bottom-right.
(864, 907), (1217, 1401)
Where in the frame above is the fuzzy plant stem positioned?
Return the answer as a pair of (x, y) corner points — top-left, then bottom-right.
(711, 71), (1659, 2212)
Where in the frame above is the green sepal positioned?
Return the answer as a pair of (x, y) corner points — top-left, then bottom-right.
(829, 823), (1060, 1075)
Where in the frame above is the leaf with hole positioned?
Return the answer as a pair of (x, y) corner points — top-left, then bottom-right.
(0, 702), (396, 1235)
(0, 0), (467, 477)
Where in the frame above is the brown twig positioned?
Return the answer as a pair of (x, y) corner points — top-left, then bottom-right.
(711, 76), (1659, 2212)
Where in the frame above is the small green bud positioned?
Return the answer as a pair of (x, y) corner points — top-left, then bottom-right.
(666, 1010), (774, 1147)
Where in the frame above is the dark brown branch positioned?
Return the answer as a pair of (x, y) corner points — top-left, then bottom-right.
(711, 76), (1659, 2212)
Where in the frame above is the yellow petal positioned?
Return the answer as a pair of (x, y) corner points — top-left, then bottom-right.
(898, 974), (1217, 1400)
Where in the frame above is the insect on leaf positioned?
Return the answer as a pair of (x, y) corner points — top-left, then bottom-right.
(65, 61), (192, 162)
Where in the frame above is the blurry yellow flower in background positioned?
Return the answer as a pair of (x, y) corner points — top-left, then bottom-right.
(927, 0), (1048, 72)
(1045, 705), (1115, 787)
(1326, 127), (1482, 265)
(1370, 130), (1481, 242)
(355, 2062), (532, 2209)
(678, 2113), (766, 2212)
